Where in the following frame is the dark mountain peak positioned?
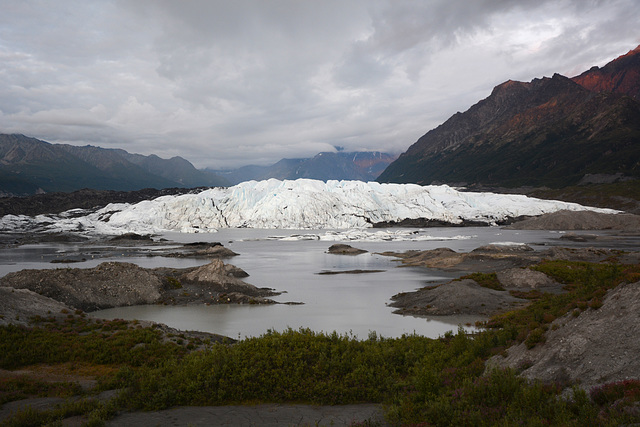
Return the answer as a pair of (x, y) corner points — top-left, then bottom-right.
(492, 79), (526, 91)
(378, 45), (640, 188)
(402, 71), (589, 159)
(572, 44), (640, 101)
(0, 134), (66, 165)
(0, 134), (228, 195)
(488, 79), (531, 105)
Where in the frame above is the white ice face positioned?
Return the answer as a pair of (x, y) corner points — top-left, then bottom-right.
(0, 179), (616, 236)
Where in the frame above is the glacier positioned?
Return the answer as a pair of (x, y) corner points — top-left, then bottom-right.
(0, 179), (617, 235)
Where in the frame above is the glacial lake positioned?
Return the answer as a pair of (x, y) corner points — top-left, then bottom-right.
(0, 227), (621, 339)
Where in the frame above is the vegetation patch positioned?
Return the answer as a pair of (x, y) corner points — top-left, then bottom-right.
(457, 272), (504, 291)
(484, 260), (640, 347)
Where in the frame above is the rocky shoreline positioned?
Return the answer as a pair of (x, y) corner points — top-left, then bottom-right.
(382, 244), (640, 317)
(0, 238), (304, 325)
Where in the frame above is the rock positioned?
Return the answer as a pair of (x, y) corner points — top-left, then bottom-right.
(0, 262), (163, 312)
(317, 269), (385, 275)
(382, 245), (634, 272)
(390, 279), (527, 316)
(471, 244), (534, 253)
(385, 245), (539, 272)
(327, 244), (368, 255)
(180, 260), (273, 297)
(182, 259), (250, 282)
(559, 233), (599, 242)
(109, 233), (153, 242)
(487, 281), (640, 392)
(196, 245), (239, 258)
(0, 287), (75, 326)
(0, 258), (287, 313)
(496, 268), (562, 292)
(507, 210), (640, 231)
(382, 245), (640, 318)
(212, 292), (277, 305)
(224, 264), (250, 278)
(165, 242), (239, 258)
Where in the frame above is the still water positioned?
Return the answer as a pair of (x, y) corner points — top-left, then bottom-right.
(0, 227), (582, 339)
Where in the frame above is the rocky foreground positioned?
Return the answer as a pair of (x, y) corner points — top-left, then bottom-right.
(371, 214), (640, 395)
(488, 280), (640, 392)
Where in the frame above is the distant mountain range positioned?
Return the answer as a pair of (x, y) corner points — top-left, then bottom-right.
(208, 151), (397, 185)
(0, 134), (228, 195)
(378, 45), (640, 188)
(0, 133), (396, 196)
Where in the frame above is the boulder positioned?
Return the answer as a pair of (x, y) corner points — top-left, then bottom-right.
(390, 279), (527, 316)
(0, 262), (163, 312)
(181, 260), (269, 297)
(327, 244), (368, 255)
(496, 268), (562, 292)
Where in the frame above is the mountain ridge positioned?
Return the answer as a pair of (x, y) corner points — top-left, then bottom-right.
(209, 151), (397, 185)
(0, 134), (228, 195)
(378, 45), (640, 188)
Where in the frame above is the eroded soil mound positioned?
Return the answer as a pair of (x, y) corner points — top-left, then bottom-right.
(0, 262), (163, 312)
(391, 279), (527, 316)
(507, 210), (640, 231)
(0, 259), (283, 313)
(383, 245), (637, 272)
(385, 246), (639, 316)
(0, 287), (75, 326)
(487, 280), (640, 392)
(327, 244), (368, 255)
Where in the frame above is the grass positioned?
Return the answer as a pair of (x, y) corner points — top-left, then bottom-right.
(1, 260), (639, 426)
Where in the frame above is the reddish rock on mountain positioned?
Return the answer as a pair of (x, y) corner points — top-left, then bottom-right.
(378, 45), (640, 188)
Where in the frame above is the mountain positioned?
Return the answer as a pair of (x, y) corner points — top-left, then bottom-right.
(377, 46), (640, 188)
(210, 151), (397, 185)
(0, 179), (611, 234)
(572, 45), (640, 101)
(0, 134), (228, 195)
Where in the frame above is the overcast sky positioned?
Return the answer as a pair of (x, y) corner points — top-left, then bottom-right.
(0, 1), (638, 169)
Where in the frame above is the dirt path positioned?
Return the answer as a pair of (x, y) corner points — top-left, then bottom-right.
(107, 404), (388, 426)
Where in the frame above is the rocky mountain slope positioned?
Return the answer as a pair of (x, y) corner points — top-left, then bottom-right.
(0, 134), (228, 195)
(377, 45), (640, 188)
(209, 151), (397, 185)
(573, 45), (640, 101)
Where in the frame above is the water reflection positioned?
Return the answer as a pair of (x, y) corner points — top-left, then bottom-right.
(2, 227), (580, 339)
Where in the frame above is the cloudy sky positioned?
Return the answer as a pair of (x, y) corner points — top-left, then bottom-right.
(1, 1), (638, 169)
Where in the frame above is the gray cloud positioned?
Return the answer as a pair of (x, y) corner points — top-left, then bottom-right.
(0, 0), (638, 168)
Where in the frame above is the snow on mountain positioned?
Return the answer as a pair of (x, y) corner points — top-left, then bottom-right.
(0, 179), (616, 235)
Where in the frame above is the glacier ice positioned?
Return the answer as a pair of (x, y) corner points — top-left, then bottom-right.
(0, 179), (617, 235)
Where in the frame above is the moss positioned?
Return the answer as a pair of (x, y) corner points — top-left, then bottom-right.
(165, 276), (182, 290)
